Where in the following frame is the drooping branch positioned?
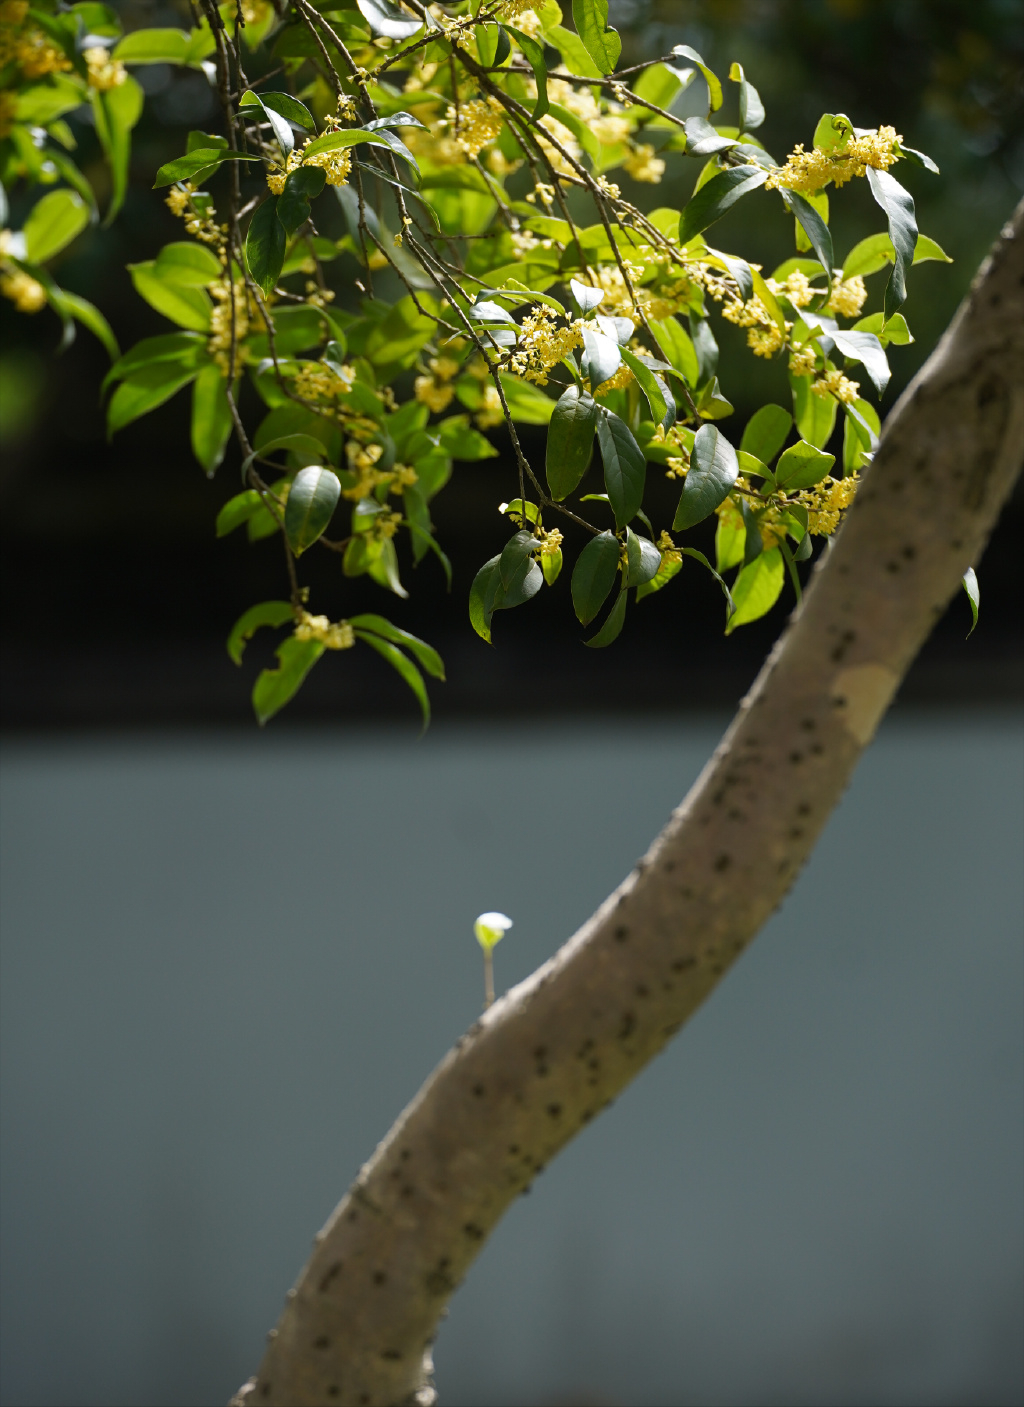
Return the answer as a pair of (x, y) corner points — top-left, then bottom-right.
(232, 201), (1024, 1407)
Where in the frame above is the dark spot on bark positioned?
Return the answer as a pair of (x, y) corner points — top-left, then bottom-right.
(977, 375), (1000, 408)
(508, 1143), (520, 1154)
(902, 544), (916, 560)
(885, 560), (900, 573)
(373, 1271), (387, 1285)
(547, 1102), (563, 1119)
(472, 1084), (485, 1097)
(463, 1222), (484, 1240)
(833, 695), (847, 708)
(714, 853), (731, 871)
(810, 743), (824, 756)
(400, 1185), (415, 1199)
(801, 717), (816, 732)
(889, 479), (904, 493)
(671, 956), (696, 972)
(679, 885), (693, 899)
(381, 1349), (402, 1361)
(533, 1045), (547, 1060)
(797, 802), (811, 816)
(950, 538), (963, 550)
(348, 1210), (359, 1222)
(358, 1395), (369, 1405)
(314, 1336), (330, 1350)
(400, 1149), (411, 1161)
(710, 963), (723, 975)
(662, 1020), (683, 1037)
(326, 1389), (338, 1401)
(734, 939), (745, 952)
(576, 1039), (594, 1058)
(619, 1011), (637, 1039)
(664, 859), (675, 872)
(581, 1108), (594, 1122)
(790, 826), (804, 840)
(261, 1386), (271, 1399)
(587, 1057), (600, 1070)
(614, 924), (629, 942)
(318, 1262), (342, 1293)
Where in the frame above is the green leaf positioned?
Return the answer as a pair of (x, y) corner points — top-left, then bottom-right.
(113, 27), (191, 64)
(649, 317), (700, 387)
(597, 411), (646, 529)
(829, 327), (890, 396)
(715, 498), (744, 572)
(499, 529), (538, 591)
(671, 44), (723, 111)
(191, 362), (233, 476)
(852, 310), (912, 347)
(572, 529), (621, 624)
(104, 331), (205, 390)
(216, 488), (263, 537)
(636, 546), (683, 600)
(245, 197), (287, 300)
(681, 546), (734, 619)
(277, 165), (327, 236)
(128, 262), (212, 329)
(729, 61), (764, 131)
(682, 116), (737, 157)
(790, 371), (837, 449)
(584, 586), (627, 647)
(546, 385), (597, 499)
(355, 631), (432, 728)
(94, 73), (143, 222)
(498, 374), (555, 424)
(571, 0), (621, 75)
(619, 346), (668, 426)
(725, 547), (784, 633)
(227, 599), (293, 664)
(740, 404), (792, 463)
(348, 614), (444, 679)
(866, 168), (917, 322)
(962, 567), (980, 637)
(300, 127), (399, 160)
(107, 360), (202, 434)
(507, 26), (549, 119)
(284, 465), (340, 555)
(542, 547), (563, 585)
(842, 231), (951, 279)
(812, 112), (853, 153)
(673, 423), (738, 531)
(153, 147), (257, 188)
(774, 440), (835, 490)
(253, 636), (324, 725)
(624, 528), (661, 586)
(152, 241), (222, 287)
(48, 288), (119, 361)
(781, 189), (833, 273)
(842, 397), (880, 475)
(469, 555), (501, 643)
(679, 165), (767, 244)
(434, 415), (498, 460)
(22, 189), (89, 264)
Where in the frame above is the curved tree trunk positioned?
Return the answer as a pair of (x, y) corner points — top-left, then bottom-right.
(233, 200), (1024, 1407)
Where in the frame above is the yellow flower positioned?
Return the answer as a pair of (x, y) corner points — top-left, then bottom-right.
(766, 125), (902, 193)
(414, 376), (454, 412)
(84, 45), (126, 91)
(766, 269), (820, 309)
(165, 185), (192, 216)
(622, 144), (665, 184)
(302, 146), (352, 187)
(508, 305), (585, 386)
(295, 362), (355, 402)
(811, 366), (860, 404)
(474, 383), (504, 429)
(788, 344), (818, 377)
(294, 612), (356, 649)
(207, 278), (252, 375)
(448, 96), (504, 158)
(0, 269), (46, 312)
(827, 273), (867, 319)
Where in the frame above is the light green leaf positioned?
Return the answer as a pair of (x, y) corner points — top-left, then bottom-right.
(740, 403), (792, 463)
(113, 28), (191, 64)
(725, 547), (784, 633)
(715, 498), (744, 572)
(790, 371), (837, 449)
(253, 636), (324, 725)
(107, 359), (202, 434)
(636, 547), (683, 600)
(572, 529), (621, 624)
(94, 73), (143, 222)
(619, 345), (668, 425)
(128, 261), (212, 329)
(842, 397), (880, 475)
(962, 567), (980, 637)
(152, 241), (222, 287)
(649, 316), (700, 387)
(729, 61), (765, 131)
(852, 310), (912, 346)
(227, 599), (293, 663)
(671, 44), (723, 111)
(508, 26), (550, 118)
(774, 439), (835, 490)
(48, 288), (119, 360)
(829, 327), (890, 396)
(284, 466), (340, 555)
(571, 0), (621, 74)
(22, 188), (89, 264)
(547, 23), (603, 78)
(216, 489), (263, 537)
(299, 127), (397, 160)
(153, 147), (259, 188)
(546, 385), (597, 499)
(673, 423), (738, 530)
(191, 362), (233, 476)
(104, 331), (205, 390)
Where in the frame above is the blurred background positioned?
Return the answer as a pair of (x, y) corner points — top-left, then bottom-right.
(1, 3), (1022, 1405)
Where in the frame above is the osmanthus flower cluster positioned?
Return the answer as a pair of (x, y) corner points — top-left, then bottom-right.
(1, 0), (957, 723)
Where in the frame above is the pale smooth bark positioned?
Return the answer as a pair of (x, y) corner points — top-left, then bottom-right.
(233, 201), (1023, 1407)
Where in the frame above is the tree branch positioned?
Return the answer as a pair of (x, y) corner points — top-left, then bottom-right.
(231, 200), (1024, 1407)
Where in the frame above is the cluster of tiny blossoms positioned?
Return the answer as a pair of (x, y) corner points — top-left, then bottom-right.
(414, 354), (460, 413)
(446, 97), (504, 159)
(508, 306), (585, 385)
(622, 144), (665, 184)
(811, 367), (860, 404)
(83, 46), (126, 91)
(208, 279), (253, 376)
(721, 295), (787, 358)
(342, 439), (418, 501)
(0, 0), (70, 77)
(766, 126), (901, 193)
(293, 611), (355, 650)
(294, 362), (355, 402)
(794, 474), (860, 535)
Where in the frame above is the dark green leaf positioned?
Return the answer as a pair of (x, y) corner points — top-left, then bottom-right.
(583, 326), (622, 389)
(499, 529), (538, 591)
(245, 197), (287, 300)
(670, 44), (723, 110)
(962, 567), (980, 637)
(729, 62), (765, 130)
(572, 529), (621, 624)
(128, 262), (212, 330)
(625, 528), (661, 586)
(842, 398), (880, 474)
(191, 362), (233, 476)
(283, 465), (340, 554)
(680, 547), (734, 620)
(249, 89), (315, 131)
(571, 0), (621, 75)
(94, 74), (143, 223)
(679, 165), (767, 244)
(227, 599), (293, 664)
(636, 546), (683, 600)
(830, 328), (890, 396)
(469, 555), (501, 643)
(355, 631), (432, 728)
(866, 167), (917, 322)
(682, 116), (736, 157)
(546, 386), (597, 499)
(277, 165), (327, 236)
(619, 346), (669, 427)
(689, 314), (719, 385)
(649, 317), (700, 386)
(740, 403), (792, 463)
(781, 188), (833, 274)
(584, 586), (627, 648)
(672, 423), (738, 530)
(774, 440), (835, 490)
(153, 147), (258, 188)
(597, 411), (646, 529)
(434, 415), (498, 460)
(301, 128), (398, 159)
(253, 636), (324, 724)
(239, 90), (296, 155)
(103, 332), (205, 391)
(507, 27), (549, 119)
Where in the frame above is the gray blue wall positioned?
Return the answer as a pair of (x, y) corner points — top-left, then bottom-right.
(1, 714), (1021, 1406)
